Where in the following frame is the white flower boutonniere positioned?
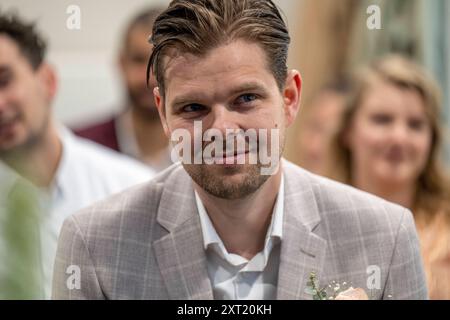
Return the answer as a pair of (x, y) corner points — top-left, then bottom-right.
(305, 272), (370, 300)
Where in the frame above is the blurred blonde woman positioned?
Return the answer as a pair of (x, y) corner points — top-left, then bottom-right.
(329, 55), (450, 299)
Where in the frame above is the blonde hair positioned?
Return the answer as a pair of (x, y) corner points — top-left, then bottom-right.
(330, 55), (450, 218)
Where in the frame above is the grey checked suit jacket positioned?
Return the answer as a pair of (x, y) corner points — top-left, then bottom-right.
(52, 160), (428, 299)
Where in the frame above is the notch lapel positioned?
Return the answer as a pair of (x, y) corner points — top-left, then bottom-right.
(153, 166), (213, 300)
(277, 162), (327, 300)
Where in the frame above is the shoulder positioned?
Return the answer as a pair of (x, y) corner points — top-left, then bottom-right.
(63, 163), (185, 239)
(64, 129), (154, 181)
(72, 117), (119, 151)
(73, 118), (116, 140)
(283, 160), (411, 238)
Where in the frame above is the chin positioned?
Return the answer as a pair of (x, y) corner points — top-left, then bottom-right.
(185, 163), (267, 199)
(0, 136), (22, 153)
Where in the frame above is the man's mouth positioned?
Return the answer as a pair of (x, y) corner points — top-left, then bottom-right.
(223, 149), (248, 157)
(203, 149), (251, 164)
(0, 115), (19, 134)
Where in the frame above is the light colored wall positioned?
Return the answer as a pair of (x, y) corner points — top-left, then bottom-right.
(0, 0), (299, 127)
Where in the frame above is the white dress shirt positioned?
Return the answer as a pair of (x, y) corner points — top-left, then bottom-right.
(0, 126), (154, 299)
(195, 177), (284, 300)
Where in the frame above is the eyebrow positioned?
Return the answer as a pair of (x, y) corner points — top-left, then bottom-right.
(171, 81), (268, 107)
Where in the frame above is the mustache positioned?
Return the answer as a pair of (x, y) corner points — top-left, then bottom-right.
(169, 122), (281, 174)
(200, 134), (259, 158)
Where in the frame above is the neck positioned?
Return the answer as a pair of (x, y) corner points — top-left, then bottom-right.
(194, 167), (282, 260)
(130, 106), (168, 163)
(1, 121), (62, 188)
(353, 170), (416, 209)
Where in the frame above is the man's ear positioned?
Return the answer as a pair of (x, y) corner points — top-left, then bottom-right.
(283, 70), (302, 128)
(154, 86), (170, 137)
(38, 63), (57, 102)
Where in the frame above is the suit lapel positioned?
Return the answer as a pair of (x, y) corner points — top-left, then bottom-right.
(153, 161), (327, 300)
(277, 162), (327, 300)
(153, 166), (213, 300)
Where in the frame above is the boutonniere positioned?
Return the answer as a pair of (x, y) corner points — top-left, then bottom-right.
(305, 271), (370, 300)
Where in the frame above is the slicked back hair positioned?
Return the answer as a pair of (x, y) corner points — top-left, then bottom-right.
(147, 0), (290, 97)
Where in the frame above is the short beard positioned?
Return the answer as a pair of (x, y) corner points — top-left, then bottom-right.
(128, 89), (160, 121)
(0, 115), (49, 165)
(184, 163), (271, 200)
(181, 113), (286, 200)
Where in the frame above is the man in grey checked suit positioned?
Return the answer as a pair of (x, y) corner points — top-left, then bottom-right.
(52, 0), (427, 300)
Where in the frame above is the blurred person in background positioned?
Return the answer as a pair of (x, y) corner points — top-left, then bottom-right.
(297, 79), (349, 176)
(0, 173), (42, 299)
(329, 55), (450, 299)
(0, 13), (153, 299)
(74, 7), (171, 172)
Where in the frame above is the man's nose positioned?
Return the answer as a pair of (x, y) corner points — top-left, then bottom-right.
(0, 93), (8, 115)
(208, 105), (241, 133)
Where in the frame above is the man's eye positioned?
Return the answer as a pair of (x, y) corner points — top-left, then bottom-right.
(235, 94), (258, 105)
(0, 74), (12, 89)
(0, 78), (10, 88)
(182, 104), (205, 113)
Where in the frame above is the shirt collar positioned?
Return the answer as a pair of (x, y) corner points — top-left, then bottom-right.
(0, 126), (71, 210)
(195, 176), (284, 254)
(0, 153), (51, 215)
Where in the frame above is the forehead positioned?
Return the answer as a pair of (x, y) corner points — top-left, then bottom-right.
(362, 79), (426, 116)
(0, 35), (25, 66)
(163, 40), (277, 103)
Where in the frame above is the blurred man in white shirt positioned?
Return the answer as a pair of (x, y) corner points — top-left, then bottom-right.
(74, 7), (172, 172)
(0, 13), (153, 299)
